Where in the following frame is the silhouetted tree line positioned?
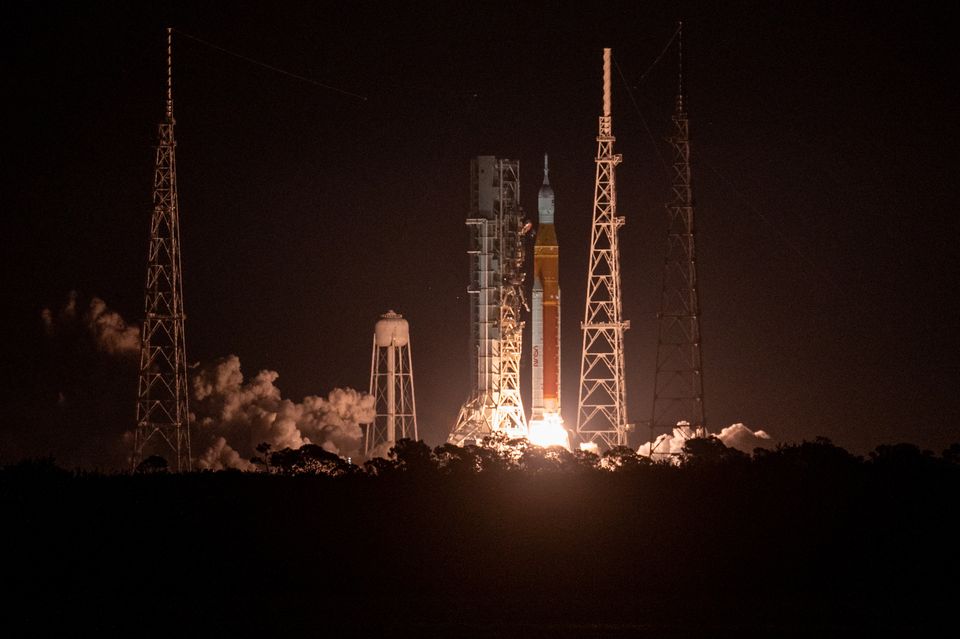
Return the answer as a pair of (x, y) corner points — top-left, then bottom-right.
(18, 433), (956, 481)
(21, 433), (953, 479)
(190, 434), (960, 478)
(3, 435), (958, 635)
(105, 434), (960, 479)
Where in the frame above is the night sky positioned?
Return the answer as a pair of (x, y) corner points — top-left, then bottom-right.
(3, 1), (957, 466)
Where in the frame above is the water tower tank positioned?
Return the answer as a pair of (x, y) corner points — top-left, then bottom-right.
(374, 310), (409, 347)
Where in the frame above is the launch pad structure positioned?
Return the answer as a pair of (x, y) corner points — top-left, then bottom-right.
(127, 32), (698, 463)
(651, 22), (707, 453)
(449, 157), (529, 446)
(576, 48), (630, 450)
(133, 28), (191, 472)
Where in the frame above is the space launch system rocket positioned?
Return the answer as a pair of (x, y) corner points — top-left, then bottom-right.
(531, 154), (561, 420)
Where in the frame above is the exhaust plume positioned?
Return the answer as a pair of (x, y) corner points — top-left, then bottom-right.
(638, 422), (774, 457)
(85, 297), (140, 356)
(32, 292), (140, 468)
(41, 291), (140, 356)
(35, 293), (372, 471)
(191, 355), (374, 470)
(716, 423), (774, 453)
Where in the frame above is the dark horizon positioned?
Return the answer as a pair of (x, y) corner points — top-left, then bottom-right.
(5, 437), (959, 634)
(3, 1), (958, 468)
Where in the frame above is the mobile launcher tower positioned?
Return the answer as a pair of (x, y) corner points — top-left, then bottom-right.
(449, 157), (529, 446)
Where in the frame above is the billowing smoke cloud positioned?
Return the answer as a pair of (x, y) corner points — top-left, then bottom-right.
(716, 423), (774, 453)
(41, 290), (80, 335)
(30, 292), (141, 468)
(638, 422), (774, 457)
(197, 436), (256, 472)
(42, 291), (140, 356)
(32, 294), (372, 471)
(190, 355), (374, 470)
(85, 297), (140, 355)
(637, 424), (696, 457)
(365, 441), (395, 461)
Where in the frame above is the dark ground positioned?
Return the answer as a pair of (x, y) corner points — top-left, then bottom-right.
(4, 440), (958, 637)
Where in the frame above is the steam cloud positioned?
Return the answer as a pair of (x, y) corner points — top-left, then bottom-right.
(38, 293), (373, 470)
(42, 291), (140, 356)
(32, 292), (142, 468)
(716, 423), (774, 453)
(637, 422), (774, 457)
(191, 355), (374, 470)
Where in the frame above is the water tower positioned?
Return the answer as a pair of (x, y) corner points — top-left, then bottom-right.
(366, 311), (418, 456)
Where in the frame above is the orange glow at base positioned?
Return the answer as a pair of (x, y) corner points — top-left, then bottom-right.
(528, 412), (571, 450)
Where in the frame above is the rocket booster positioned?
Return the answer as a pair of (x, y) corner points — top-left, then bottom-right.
(532, 154), (560, 419)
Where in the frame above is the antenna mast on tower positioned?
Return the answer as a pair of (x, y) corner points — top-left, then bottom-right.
(651, 22), (706, 452)
(133, 28), (191, 471)
(576, 48), (630, 450)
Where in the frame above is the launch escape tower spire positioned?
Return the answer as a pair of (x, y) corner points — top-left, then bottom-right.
(133, 28), (191, 471)
(450, 157), (528, 446)
(576, 48), (630, 450)
(366, 311), (418, 456)
(650, 22), (706, 452)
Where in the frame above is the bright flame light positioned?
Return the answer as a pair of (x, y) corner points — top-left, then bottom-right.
(528, 412), (571, 450)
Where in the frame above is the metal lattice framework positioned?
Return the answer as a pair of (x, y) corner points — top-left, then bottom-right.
(133, 28), (191, 472)
(366, 311), (418, 456)
(576, 48), (630, 450)
(450, 158), (528, 446)
(651, 22), (706, 452)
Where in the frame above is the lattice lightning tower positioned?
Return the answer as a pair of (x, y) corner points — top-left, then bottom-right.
(651, 22), (706, 452)
(576, 48), (630, 450)
(133, 28), (191, 471)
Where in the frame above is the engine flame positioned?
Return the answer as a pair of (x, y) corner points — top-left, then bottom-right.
(528, 412), (571, 450)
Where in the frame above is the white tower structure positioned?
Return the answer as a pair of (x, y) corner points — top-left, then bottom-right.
(449, 156), (528, 446)
(576, 48), (630, 450)
(365, 311), (418, 456)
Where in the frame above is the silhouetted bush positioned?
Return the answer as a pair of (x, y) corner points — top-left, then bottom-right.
(269, 443), (355, 476)
(134, 454), (168, 474)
